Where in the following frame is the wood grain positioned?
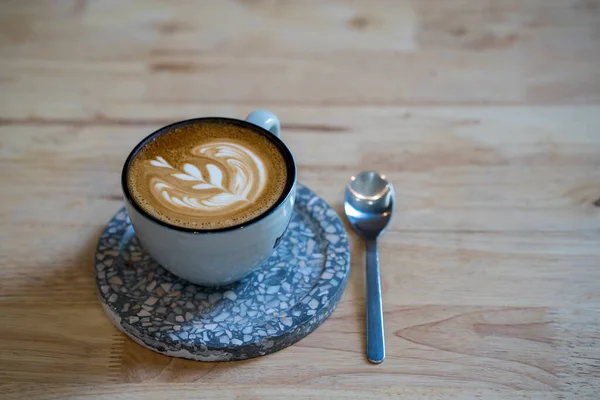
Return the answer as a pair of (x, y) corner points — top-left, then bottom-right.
(1, 0), (599, 399)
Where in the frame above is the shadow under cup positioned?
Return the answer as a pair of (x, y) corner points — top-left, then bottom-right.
(120, 117), (297, 286)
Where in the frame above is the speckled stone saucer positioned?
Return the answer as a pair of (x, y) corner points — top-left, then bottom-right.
(96, 184), (350, 361)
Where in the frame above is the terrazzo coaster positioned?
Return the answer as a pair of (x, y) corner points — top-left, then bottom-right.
(95, 184), (350, 361)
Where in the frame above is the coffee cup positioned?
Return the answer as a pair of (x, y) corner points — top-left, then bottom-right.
(121, 110), (296, 286)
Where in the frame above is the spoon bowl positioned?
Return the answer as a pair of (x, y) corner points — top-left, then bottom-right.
(345, 171), (395, 238)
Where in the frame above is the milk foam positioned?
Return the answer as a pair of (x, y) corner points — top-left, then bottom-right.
(146, 142), (268, 216)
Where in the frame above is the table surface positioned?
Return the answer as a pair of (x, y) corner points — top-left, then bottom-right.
(1, 1), (599, 399)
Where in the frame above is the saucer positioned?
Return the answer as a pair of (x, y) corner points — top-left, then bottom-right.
(95, 184), (350, 361)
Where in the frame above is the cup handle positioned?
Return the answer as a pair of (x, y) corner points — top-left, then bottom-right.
(245, 110), (281, 138)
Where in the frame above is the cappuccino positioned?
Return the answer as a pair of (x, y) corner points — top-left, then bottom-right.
(126, 120), (289, 230)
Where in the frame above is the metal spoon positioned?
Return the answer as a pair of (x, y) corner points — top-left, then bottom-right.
(344, 171), (395, 364)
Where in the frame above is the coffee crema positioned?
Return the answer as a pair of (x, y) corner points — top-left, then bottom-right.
(127, 121), (289, 230)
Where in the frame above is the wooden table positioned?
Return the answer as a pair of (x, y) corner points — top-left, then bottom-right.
(1, 1), (599, 398)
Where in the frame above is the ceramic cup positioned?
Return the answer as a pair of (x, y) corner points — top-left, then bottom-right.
(121, 110), (297, 286)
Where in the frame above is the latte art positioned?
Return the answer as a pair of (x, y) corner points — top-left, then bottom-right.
(147, 141), (267, 216)
(126, 120), (290, 230)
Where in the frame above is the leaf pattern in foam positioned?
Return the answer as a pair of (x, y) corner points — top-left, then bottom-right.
(172, 173), (198, 181)
(183, 164), (203, 180)
(206, 164), (223, 188)
(150, 156), (173, 168)
(191, 183), (214, 190)
(202, 193), (244, 207)
(147, 142), (264, 215)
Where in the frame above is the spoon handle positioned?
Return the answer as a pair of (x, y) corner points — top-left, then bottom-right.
(365, 238), (385, 364)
